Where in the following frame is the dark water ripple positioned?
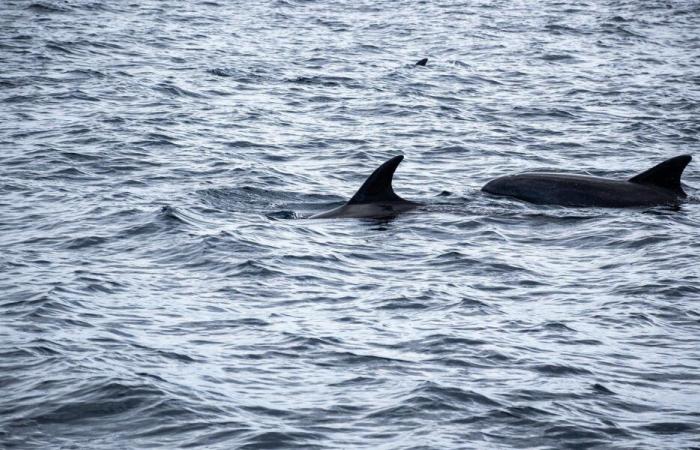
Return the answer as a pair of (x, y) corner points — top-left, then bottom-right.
(2, 0), (700, 448)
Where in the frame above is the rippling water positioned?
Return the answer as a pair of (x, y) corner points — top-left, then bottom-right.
(2, 0), (700, 448)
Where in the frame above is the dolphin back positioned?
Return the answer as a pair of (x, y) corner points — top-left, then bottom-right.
(628, 154), (692, 197)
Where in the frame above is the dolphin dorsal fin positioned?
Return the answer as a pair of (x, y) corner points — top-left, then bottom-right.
(348, 155), (405, 204)
(628, 155), (692, 197)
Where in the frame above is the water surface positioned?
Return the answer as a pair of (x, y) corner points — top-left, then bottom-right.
(1, 0), (699, 448)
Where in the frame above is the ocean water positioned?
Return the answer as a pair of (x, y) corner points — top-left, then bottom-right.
(1, 0), (699, 448)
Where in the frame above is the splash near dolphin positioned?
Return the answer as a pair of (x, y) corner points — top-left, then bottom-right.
(482, 155), (692, 207)
(310, 155), (421, 219)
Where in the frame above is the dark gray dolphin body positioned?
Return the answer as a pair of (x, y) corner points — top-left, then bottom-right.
(482, 155), (692, 207)
(310, 155), (420, 219)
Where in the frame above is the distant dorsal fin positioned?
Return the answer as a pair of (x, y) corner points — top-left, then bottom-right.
(628, 154), (692, 197)
(348, 155), (406, 204)
(415, 58), (428, 66)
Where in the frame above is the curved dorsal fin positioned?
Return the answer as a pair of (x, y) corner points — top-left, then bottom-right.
(348, 155), (405, 204)
(628, 154), (692, 197)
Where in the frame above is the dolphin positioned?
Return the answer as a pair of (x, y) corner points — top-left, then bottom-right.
(482, 155), (692, 207)
(415, 58), (428, 66)
(310, 155), (421, 219)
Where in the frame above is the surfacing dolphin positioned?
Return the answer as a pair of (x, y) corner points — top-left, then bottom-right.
(310, 155), (421, 219)
(482, 154), (692, 207)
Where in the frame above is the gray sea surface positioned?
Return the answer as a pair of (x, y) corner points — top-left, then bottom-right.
(1, 0), (700, 448)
